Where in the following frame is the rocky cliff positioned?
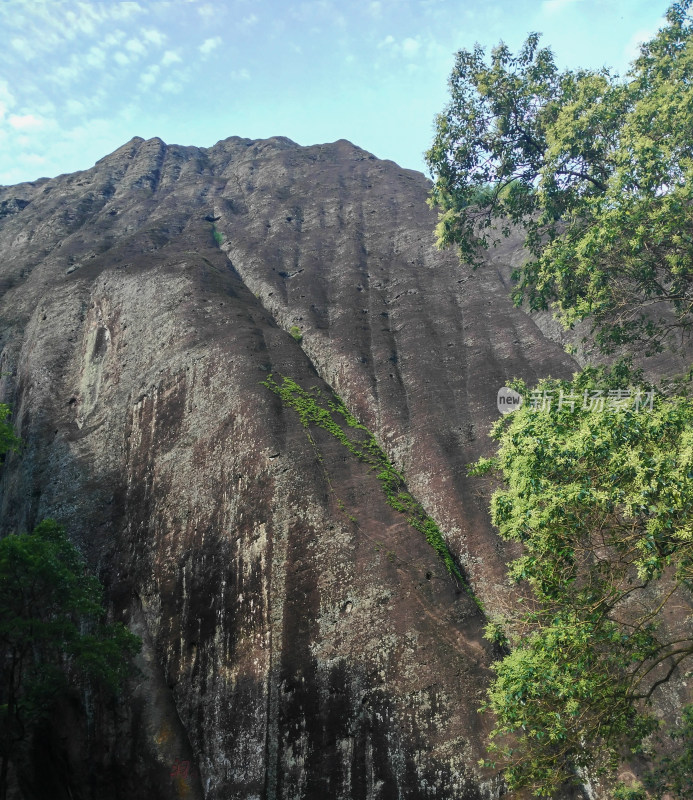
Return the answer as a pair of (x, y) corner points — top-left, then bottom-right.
(0, 135), (579, 799)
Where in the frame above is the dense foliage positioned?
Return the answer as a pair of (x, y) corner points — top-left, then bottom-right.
(0, 406), (20, 464)
(471, 368), (693, 794)
(0, 520), (141, 799)
(428, 2), (693, 795)
(426, 1), (693, 354)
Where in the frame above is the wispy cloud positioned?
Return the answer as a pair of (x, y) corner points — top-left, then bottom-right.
(8, 113), (47, 131)
(401, 37), (420, 56)
(138, 64), (161, 90)
(109, 2), (145, 21)
(199, 36), (222, 56)
(0, 81), (16, 122)
(104, 31), (127, 47)
(161, 79), (184, 94)
(85, 46), (106, 68)
(65, 99), (86, 116)
(11, 37), (35, 59)
(542, 0), (581, 13)
(377, 34), (422, 58)
(53, 61), (83, 84)
(141, 27), (166, 47)
(624, 19), (665, 64)
(197, 3), (216, 19)
(162, 50), (182, 66)
(126, 37), (146, 56)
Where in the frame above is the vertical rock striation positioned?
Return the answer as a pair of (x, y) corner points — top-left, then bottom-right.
(0, 136), (577, 799)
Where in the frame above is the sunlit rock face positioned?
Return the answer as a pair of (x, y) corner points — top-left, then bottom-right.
(0, 136), (577, 800)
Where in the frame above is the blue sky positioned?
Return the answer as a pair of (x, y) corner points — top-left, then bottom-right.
(0, 0), (673, 186)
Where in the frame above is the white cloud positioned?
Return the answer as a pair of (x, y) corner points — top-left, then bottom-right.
(11, 37), (35, 59)
(368, 1), (382, 17)
(19, 153), (47, 166)
(53, 63), (82, 84)
(161, 79), (183, 93)
(378, 34), (421, 58)
(141, 27), (166, 46)
(66, 99), (86, 115)
(8, 114), (46, 131)
(109, 2), (144, 20)
(197, 3), (215, 18)
(114, 51), (130, 66)
(126, 38), (146, 56)
(0, 166), (26, 185)
(162, 50), (182, 66)
(241, 13), (258, 27)
(402, 37), (420, 56)
(199, 36), (221, 55)
(624, 20), (665, 64)
(542, 0), (580, 13)
(104, 31), (126, 47)
(231, 68), (250, 81)
(86, 46), (106, 68)
(0, 81), (15, 119)
(64, 8), (96, 36)
(138, 64), (161, 89)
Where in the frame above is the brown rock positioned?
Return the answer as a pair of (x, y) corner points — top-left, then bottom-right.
(0, 136), (578, 799)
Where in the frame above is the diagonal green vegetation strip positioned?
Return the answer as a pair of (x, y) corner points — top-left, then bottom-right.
(264, 374), (481, 605)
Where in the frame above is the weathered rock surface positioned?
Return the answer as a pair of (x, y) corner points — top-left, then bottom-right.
(0, 136), (579, 799)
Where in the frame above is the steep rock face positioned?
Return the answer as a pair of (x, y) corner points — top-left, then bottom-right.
(0, 136), (578, 799)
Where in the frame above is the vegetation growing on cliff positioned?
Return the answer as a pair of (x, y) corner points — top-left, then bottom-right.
(263, 374), (478, 600)
(428, 1), (693, 796)
(0, 520), (141, 800)
(289, 325), (303, 343)
(0, 405), (20, 465)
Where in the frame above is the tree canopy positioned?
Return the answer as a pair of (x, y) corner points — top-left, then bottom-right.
(471, 368), (693, 795)
(427, 1), (693, 796)
(426, 1), (693, 354)
(0, 519), (141, 800)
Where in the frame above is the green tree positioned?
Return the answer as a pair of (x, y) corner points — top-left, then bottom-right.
(427, 2), (693, 795)
(426, 1), (693, 355)
(0, 519), (141, 800)
(0, 405), (20, 464)
(471, 368), (693, 795)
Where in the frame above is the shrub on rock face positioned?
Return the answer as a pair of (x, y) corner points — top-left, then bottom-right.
(0, 519), (141, 800)
(0, 405), (20, 465)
